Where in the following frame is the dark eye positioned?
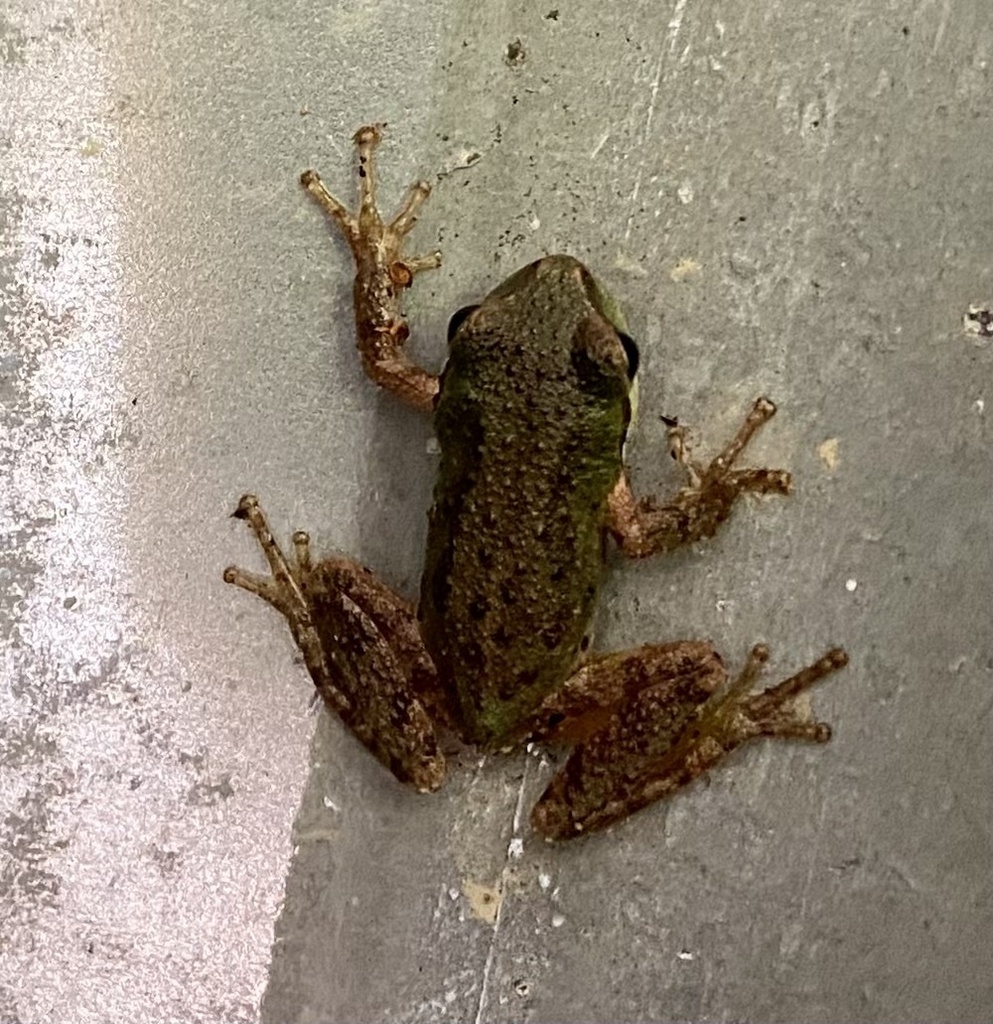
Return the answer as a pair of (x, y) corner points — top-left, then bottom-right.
(618, 332), (640, 379)
(447, 305), (479, 342)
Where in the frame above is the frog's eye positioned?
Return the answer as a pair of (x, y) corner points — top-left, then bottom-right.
(618, 332), (640, 379)
(447, 305), (479, 342)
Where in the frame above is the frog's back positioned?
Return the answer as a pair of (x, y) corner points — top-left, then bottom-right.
(419, 256), (634, 746)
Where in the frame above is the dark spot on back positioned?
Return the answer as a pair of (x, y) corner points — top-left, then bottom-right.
(541, 623), (566, 650)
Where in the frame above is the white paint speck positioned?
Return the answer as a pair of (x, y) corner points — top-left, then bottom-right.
(538, 872), (552, 890)
(551, 913), (566, 928)
(976, 398), (985, 413)
(677, 949), (695, 962)
(677, 183), (694, 204)
(846, 579), (858, 592)
(507, 837), (524, 859)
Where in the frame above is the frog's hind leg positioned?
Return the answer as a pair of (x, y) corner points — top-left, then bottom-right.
(224, 494), (446, 792)
(530, 643), (848, 840)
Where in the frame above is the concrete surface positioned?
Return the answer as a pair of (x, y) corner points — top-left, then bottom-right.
(2, 0), (991, 1022)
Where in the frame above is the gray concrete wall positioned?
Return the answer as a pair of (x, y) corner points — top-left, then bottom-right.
(1, 1), (990, 1021)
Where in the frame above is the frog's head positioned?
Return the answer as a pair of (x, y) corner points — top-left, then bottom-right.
(446, 254), (639, 400)
(523, 256), (642, 433)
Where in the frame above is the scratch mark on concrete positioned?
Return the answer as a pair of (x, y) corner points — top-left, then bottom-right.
(645, 0), (687, 135)
(932, 0), (951, 55)
(627, 0), (691, 243)
(472, 756), (531, 1024)
(667, 0), (690, 54)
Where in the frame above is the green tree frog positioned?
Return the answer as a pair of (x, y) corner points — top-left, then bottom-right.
(224, 125), (847, 840)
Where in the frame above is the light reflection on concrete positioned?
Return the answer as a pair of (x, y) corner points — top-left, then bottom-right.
(1, 3), (311, 1020)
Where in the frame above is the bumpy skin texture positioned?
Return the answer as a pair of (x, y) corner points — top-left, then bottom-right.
(224, 125), (849, 840)
(422, 259), (632, 745)
(224, 496), (447, 792)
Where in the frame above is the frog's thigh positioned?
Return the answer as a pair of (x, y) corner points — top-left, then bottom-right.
(531, 644), (844, 839)
(308, 557), (447, 791)
(529, 641), (725, 838)
(529, 641), (726, 745)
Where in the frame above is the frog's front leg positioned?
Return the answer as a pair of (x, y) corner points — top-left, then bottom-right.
(301, 124), (442, 412)
(529, 642), (848, 840)
(608, 397), (794, 556)
(223, 495), (446, 791)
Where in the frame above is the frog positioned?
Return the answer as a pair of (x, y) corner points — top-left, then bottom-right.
(224, 124), (848, 840)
